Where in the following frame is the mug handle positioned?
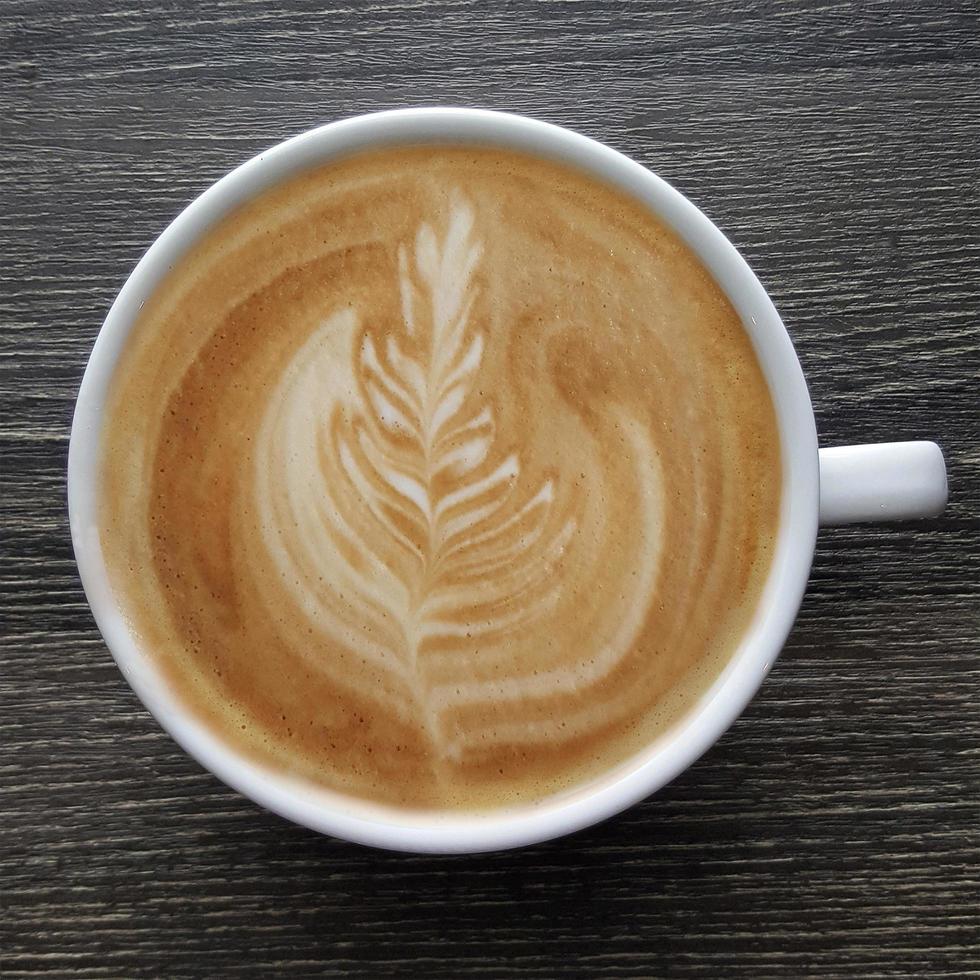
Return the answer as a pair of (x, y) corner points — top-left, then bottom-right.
(818, 442), (948, 525)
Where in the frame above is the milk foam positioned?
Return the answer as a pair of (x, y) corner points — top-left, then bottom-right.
(247, 195), (663, 761)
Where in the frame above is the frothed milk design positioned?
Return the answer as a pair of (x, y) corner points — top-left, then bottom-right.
(252, 193), (660, 765)
(99, 147), (781, 809)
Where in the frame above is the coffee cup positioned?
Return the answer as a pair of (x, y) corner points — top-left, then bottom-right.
(68, 108), (947, 852)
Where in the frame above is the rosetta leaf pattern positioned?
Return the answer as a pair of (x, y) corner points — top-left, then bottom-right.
(333, 194), (575, 698)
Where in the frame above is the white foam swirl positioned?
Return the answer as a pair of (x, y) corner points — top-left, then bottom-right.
(250, 194), (664, 758)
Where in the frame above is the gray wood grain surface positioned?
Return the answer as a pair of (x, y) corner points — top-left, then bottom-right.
(2, 1), (978, 976)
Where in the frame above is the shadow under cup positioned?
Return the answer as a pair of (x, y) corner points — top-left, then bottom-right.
(68, 108), (820, 853)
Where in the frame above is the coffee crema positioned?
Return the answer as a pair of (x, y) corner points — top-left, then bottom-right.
(99, 146), (781, 810)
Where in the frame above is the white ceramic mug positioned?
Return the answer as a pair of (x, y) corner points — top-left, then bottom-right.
(68, 108), (948, 853)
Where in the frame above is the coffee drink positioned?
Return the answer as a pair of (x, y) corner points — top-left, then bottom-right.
(99, 146), (781, 810)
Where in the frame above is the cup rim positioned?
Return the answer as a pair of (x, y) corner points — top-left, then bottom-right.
(68, 107), (819, 853)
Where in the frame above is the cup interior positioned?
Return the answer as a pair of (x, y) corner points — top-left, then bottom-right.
(68, 108), (819, 853)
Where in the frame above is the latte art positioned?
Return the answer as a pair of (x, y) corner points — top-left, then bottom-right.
(249, 194), (660, 765)
(99, 147), (781, 808)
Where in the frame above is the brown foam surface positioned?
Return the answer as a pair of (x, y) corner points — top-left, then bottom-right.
(99, 146), (781, 810)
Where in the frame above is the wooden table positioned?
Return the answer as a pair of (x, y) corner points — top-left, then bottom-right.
(3, 2), (978, 975)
